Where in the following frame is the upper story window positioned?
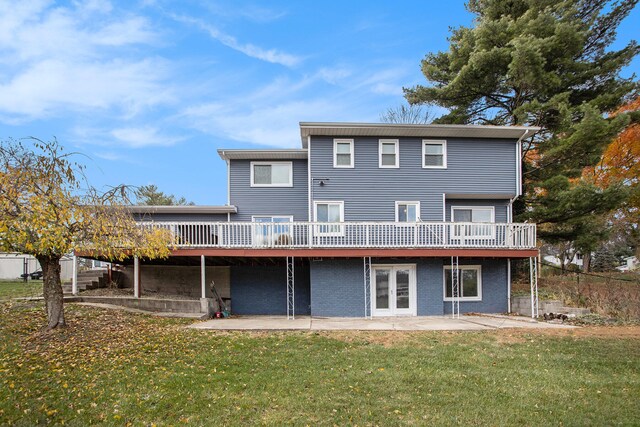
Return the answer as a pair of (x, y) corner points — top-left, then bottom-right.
(452, 206), (494, 223)
(422, 140), (447, 168)
(314, 201), (344, 236)
(451, 206), (495, 238)
(252, 216), (293, 246)
(334, 139), (354, 168)
(250, 161), (293, 187)
(396, 201), (420, 222)
(379, 139), (399, 168)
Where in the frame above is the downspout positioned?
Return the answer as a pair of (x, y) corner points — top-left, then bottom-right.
(509, 129), (530, 221)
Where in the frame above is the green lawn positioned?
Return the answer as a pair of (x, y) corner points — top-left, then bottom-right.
(0, 280), (42, 300)
(1, 302), (639, 426)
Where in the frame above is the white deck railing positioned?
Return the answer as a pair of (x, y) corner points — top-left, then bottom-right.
(138, 221), (536, 250)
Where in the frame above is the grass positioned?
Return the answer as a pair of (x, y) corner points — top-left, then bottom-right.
(0, 280), (42, 300)
(1, 302), (639, 426)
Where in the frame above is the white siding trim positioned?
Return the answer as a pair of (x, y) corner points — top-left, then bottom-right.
(333, 139), (354, 168)
(378, 139), (399, 168)
(307, 136), (312, 221)
(250, 161), (293, 187)
(422, 139), (447, 169)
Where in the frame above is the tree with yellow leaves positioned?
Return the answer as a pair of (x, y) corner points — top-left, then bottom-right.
(0, 138), (172, 329)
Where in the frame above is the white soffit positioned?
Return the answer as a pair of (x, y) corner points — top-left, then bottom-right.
(299, 122), (539, 147)
(218, 149), (308, 161)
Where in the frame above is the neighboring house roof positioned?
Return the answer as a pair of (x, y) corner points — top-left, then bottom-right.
(217, 149), (308, 161)
(126, 205), (237, 214)
(299, 122), (540, 147)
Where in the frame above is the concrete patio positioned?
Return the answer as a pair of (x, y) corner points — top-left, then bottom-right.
(189, 315), (576, 331)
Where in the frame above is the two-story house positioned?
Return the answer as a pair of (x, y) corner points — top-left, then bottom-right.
(88, 122), (540, 318)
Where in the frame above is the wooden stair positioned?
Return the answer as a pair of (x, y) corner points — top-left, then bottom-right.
(62, 269), (109, 294)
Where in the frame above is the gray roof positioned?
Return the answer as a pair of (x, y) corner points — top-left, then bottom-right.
(299, 122), (539, 147)
(218, 149), (308, 161)
(127, 205), (237, 214)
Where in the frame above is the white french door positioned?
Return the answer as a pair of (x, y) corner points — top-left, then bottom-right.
(371, 265), (417, 316)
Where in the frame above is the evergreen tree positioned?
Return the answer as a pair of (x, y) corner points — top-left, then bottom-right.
(405, 0), (638, 248)
(136, 184), (193, 206)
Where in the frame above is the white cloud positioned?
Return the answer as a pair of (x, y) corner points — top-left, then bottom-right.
(0, 58), (172, 119)
(111, 126), (184, 148)
(0, 1), (169, 122)
(181, 92), (375, 148)
(170, 14), (301, 67)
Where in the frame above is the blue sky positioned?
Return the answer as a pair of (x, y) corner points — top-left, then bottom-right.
(1, 1), (638, 205)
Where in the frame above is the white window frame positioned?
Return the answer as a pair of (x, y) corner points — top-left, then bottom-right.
(251, 215), (294, 222)
(313, 200), (345, 236)
(451, 206), (496, 238)
(333, 139), (354, 168)
(443, 265), (482, 301)
(250, 161), (293, 187)
(251, 215), (294, 246)
(395, 201), (420, 223)
(422, 140), (447, 169)
(379, 139), (399, 168)
(451, 206), (495, 223)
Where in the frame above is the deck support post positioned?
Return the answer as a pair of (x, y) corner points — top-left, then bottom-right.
(363, 257), (371, 318)
(507, 258), (512, 313)
(286, 256), (295, 320)
(200, 255), (206, 299)
(71, 255), (78, 295)
(529, 256), (539, 318)
(134, 256), (140, 298)
(451, 256), (460, 319)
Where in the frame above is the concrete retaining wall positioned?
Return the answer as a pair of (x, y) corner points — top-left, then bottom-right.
(120, 265), (230, 299)
(68, 296), (205, 313)
(511, 296), (590, 316)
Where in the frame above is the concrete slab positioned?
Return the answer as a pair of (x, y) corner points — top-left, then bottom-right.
(188, 315), (576, 331)
(190, 316), (311, 330)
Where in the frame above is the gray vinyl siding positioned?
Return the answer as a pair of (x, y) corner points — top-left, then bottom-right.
(445, 199), (509, 222)
(229, 159), (308, 221)
(310, 136), (516, 221)
(134, 213), (229, 222)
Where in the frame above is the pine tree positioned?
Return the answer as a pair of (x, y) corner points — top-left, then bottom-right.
(405, 0), (639, 250)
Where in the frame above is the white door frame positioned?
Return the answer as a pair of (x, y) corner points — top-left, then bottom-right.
(371, 264), (417, 316)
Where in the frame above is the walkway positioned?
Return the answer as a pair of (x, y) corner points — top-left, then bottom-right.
(189, 315), (575, 331)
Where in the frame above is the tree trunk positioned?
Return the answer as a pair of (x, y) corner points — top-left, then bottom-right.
(37, 255), (66, 329)
(582, 252), (591, 272)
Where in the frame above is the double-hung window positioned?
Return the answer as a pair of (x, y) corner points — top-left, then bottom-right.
(395, 201), (420, 223)
(314, 201), (344, 236)
(334, 139), (354, 168)
(251, 162), (293, 187)
(444, 265), (482, 301)
(451, 206), (495, 238)
(422, 140), (446, 168)
(379, 139), (399, 168)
